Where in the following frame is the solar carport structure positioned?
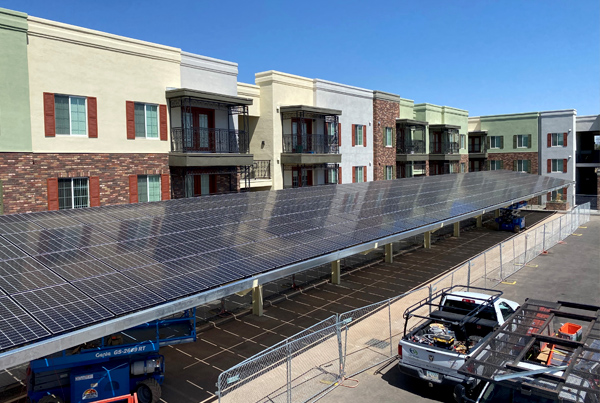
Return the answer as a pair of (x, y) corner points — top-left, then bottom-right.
(0, 171), (571, 370)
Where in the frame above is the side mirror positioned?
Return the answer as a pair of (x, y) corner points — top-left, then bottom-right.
(453, 384), (467, 403)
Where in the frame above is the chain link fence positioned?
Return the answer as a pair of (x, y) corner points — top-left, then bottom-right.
(217, 203), (591, 403)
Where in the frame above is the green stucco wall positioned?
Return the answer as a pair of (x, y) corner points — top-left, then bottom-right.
(0, 8), (32, 151)
(480, 112), (539, 153)
(414, 103), (469, 153)
(399, 98), (414, 119)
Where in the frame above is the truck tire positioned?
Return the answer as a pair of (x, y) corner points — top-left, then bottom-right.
(136, 378), (161, 403)
(38, 395), (65, 403)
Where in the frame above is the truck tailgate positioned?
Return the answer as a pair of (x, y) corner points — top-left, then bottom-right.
(400, 341), (467, 382)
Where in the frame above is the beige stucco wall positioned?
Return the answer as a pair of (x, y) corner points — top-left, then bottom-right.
(253, 71), (315, 190)
(27, 16), (181, 154)
(237, 82), (260, 117)
(468, 116), (482, 132)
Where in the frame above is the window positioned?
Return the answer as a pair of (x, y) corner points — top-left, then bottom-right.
(490, 136), (501, 149)
(515, 160), (529, 173)
(384, 127), (393, 147)
(327, 167), (338, 184)
(551, 133), (564, 147)
(551, 159), (564, 173)
(385, 166), (394, 180)
(137, 175), (161, 202)
(490, 160), (503, 170)
(58, 178), (89, 209)
(460, 134), (465, 150)
(135, 103), (158, 138)
(354, 125), (364, 146)
(516, 134), (529, 148)
(354, 166), (365, 183)
(54, 95), (87, 135)
(460, 162), (466, 173)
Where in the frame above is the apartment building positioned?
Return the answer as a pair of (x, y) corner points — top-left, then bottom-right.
(576, 115), (600, 206)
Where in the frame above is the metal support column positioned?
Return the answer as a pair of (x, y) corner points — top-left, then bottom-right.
(384, 243), (393, 263)
(331, 260), (341, 285)
(494, 209), (501, 218)
(252, 285), (263, 316)
(476, 215), (483, 228)
(453, 222), (460, 237)
(424, 231), (432, 249)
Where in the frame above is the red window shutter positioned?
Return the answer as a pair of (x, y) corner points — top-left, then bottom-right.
(563, 159), (567, 173)
(43, 93), (55, 137)
(87, 97), (98, 138)
(363, 125), (367, 147)
(89, 176), (100, 207)
(352, 167), (356, 183)
(338, 123), (342, 146)
(364, 166), (367, 181)
(547, 159), (551, 173)
(547, 133), (551, 147)
(352, 125), (356, 147)
(159, 104), (168, 141)
(547, 192), (551, 201)
(338, 167), (342, 184)
(161, 173), (170, 200)
(562, 187), (567, 200)
(126, 101), (135, 139)
(563, 132), (567, 147)
(209, 175), (217, 195)
(47, 178), (59, 210)
(129, 174), (138, 203)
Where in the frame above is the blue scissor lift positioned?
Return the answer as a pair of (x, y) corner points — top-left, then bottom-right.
(495, 201), (527, 233)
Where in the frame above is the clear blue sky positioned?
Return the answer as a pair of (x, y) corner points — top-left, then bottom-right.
(4, 0), (599, 116)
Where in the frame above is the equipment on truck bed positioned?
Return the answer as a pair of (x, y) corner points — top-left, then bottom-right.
(27, 309), (196, 403)
(495, 201), (527, 233)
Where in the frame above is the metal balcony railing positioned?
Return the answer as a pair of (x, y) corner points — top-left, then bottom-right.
(576, 150), (600, 164)
(171, 127), (249, 154)
(430, 141), (460, 154)
(282, 134), (339, 154)
(242, 160), (271, 180)
(397, 140), (426, 154)
(468, 143), (488, 153)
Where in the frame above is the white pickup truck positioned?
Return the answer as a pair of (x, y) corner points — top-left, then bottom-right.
(397, 286), (520, 389)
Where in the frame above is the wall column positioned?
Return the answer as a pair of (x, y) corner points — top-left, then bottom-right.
(331, 260), (341, 285)
(384, 243), (393, 263)
(476, 215), (483, 228)
(424, 231), (432, 249)
(494, 209), (501, 218)
(252, 285), (263, 316)
(453, 222), (460, 237)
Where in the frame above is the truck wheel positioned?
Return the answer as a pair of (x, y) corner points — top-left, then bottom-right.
(136, 378), (161, 403)
(513, 225), (520, 233)
(39, 395), (65, 403)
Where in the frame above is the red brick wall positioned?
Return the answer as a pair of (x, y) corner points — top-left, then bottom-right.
(460, 154), (469, 173)
(0, 152), (169, 214)
(373, 99), (399, 181)
(487, 152), (539, 173)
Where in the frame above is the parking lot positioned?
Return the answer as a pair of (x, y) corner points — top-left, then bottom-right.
(157, 211), (555, 403)
(318, 214), (599, 403)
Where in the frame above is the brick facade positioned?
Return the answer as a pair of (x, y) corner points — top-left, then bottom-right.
(0, 152), (169, 214)
(460, 154), (469, 173)
(373, 98), (399, 181)
(488, 152), (539, 174)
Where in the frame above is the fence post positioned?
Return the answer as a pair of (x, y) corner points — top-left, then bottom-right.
(428, 285), (433, 314)
(542, 223), (546, 253)
(467, 261), (472, 291)
(388, 300), (393, 358)
(499, 243), (503, 280)
(512, 239), (516, 273)
(484, 252), (487, 289)
(287, 341), (292, 403)
(524, 234), (528, 263)
(336, 314), (345, 380)
(559, 216), (563, 241)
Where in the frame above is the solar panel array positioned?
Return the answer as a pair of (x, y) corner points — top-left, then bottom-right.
(0, 171), (570, 353)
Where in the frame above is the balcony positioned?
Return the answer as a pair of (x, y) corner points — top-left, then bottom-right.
(429, 141), (461, 161)
(468, 143), (488, 159)
(281, 134), (341, 165)
(396, 140), (428, 162)
(576, 150), (600, 165)
(169, 127), (253, 168)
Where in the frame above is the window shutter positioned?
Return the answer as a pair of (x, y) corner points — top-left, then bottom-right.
(487, 136), (491, 149)
(547, 133), (551, 147)
(87, 97), (98, 138)
(513, 135), (517, 149)
(513, 160), (518, 171)
(363, 166), (367, 181)
(129, 174), (138, 203)
(392, 128), (396, 148)
(89, 176), (100, 207)
(363, 125), (367, 147)
(159, 104), (168, 141)
(527, 134), (532, 149)
(126, 101), (135, 139)
(161, 173), (170, 200)
(563, 132), (567, 147)
(351, 125), (356, 147)
(352, 167), (356, 183)
(563, 159), (567, 173)
(527, 160), (532, 173)
(338, 166), (342, 184)
(47, 178), (59, 211)
(562, 187), (567, 200)
(487, 160), (491, 170)
(547, 159), (552, 173)
(43, 93), (55, 137)
(500, 136), (504, 149)
(209, 175), (217, 194)
(338, 123), (341, 146)
(500, 161), (504, 169)
(547, 192), (552, 201)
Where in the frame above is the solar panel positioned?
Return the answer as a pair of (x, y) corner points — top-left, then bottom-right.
(0, 296), (50, 350)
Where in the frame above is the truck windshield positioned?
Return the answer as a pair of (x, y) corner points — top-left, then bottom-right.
(481, 383), (556, 403)
(443, 300), (496, 321)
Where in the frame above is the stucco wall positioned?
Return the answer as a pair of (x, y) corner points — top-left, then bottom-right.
(27, 16), (181, 154)
(180, 52), (238, 96)
(576, 115), (600, 132)
(480, 112), (539, 154)
(237, 83), (260, 117)
(468, 117), (482, 132)
(0, 8), (32, 152)
(399, 98), (414, 120)
(315, 79), (373, 183)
